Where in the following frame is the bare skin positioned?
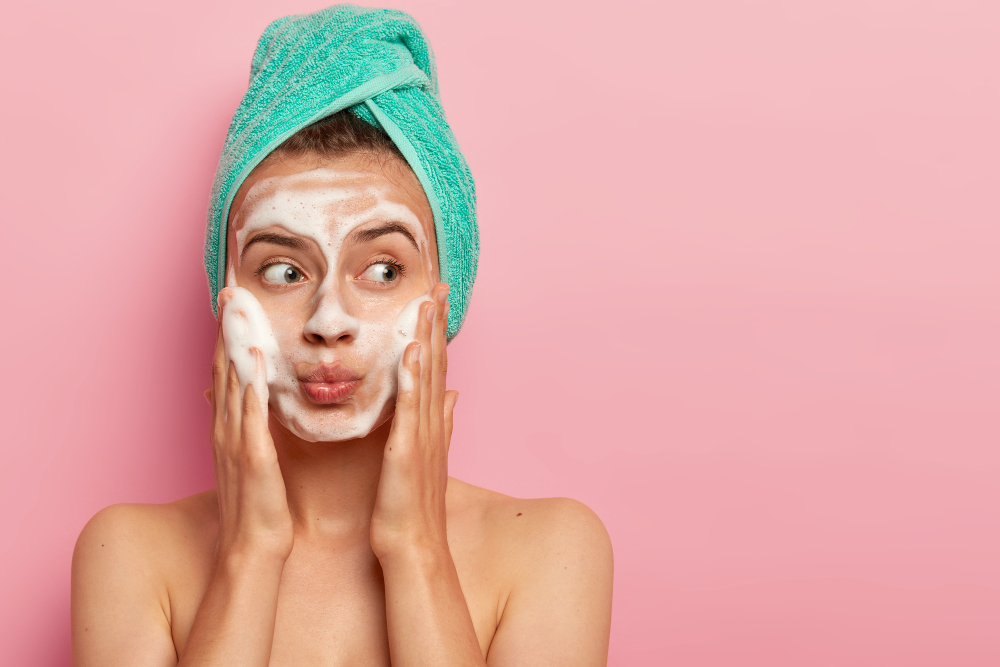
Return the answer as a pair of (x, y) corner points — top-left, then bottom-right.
(71, 152), (614, 667)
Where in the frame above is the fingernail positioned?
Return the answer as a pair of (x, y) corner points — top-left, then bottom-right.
(409, 343), (421, 365)
(436, 283), (450, 304)
(426, 303), (436, 322)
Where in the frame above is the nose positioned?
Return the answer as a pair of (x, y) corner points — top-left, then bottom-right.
(302, 287), (361, 346)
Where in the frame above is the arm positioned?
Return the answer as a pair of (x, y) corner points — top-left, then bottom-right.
(180, 316), (295, 666)
(379, 543), (485, 666)
(71, 504), (178, 667)
(371, 284), (486, 666)
(73, 314), (294, 667)
(175, 548), (286, 667)
(71, 506), (286, 667)
(485, 499), (614, 667)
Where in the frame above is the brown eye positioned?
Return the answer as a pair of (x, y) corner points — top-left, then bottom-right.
(361, 263), (400, 283)
(262, 263), (304, 284)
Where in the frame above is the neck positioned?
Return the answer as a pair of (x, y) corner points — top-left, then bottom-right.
(268, 413), (391, 545)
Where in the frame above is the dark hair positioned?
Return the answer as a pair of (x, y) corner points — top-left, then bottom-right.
(269, 109), (406, 164)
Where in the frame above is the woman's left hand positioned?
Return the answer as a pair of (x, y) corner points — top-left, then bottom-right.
(370, 282), (458, 560)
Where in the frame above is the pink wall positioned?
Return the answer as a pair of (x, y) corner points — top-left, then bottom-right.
(2, 1), (998, 664)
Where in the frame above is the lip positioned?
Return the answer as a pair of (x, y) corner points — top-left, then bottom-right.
(298, 362), (362, 404)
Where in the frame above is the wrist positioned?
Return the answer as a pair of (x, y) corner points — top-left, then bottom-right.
(374, 535), (452, 570)
(216, 542), (290, 574)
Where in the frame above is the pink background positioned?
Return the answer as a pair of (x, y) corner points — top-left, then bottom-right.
(2, 0), (998, 664)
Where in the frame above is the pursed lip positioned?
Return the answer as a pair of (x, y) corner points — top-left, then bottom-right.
(298, 362), (362, 404)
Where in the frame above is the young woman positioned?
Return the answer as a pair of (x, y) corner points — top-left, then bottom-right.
(71, 7), (613, 666)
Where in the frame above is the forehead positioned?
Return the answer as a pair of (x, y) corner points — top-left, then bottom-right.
(228, 152), (435, 242)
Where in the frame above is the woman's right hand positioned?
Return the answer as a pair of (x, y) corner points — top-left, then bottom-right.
(208, 312), (294, 563)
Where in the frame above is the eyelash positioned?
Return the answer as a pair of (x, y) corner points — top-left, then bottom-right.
(253, 258), (305, 279)
(362, 256), (407, 279)
(251, 257), (407, 281)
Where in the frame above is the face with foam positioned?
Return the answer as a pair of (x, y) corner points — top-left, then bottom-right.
(225, 151), (438, 442)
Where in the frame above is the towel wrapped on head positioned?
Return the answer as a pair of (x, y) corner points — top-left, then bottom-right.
(204, 4), (478, 340)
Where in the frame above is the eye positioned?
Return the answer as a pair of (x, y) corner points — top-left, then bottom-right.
(360, 262), (402, 283)
(261, 263), (304, 285)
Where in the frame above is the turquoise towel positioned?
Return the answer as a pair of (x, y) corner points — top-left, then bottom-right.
(204, 4), (477, 340)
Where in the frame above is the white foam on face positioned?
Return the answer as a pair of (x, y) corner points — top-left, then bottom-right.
(392, 295), (427, 395)
(220, 286), (280, 417)
(221, 168), (436, 442)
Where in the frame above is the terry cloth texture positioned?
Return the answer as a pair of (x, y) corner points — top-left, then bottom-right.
(204, 4), (478, 340)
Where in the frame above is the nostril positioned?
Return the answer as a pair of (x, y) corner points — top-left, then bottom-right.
(301, 299), (362, 345)
(303, 331), (353, 346)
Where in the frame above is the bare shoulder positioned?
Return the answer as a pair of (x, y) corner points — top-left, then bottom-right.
(74, 491), (217, 563)
(446, 477), (613, 580)
(447, 478), (614, 665)
(71, 491), (218, 663)
(72, 490), (218, 601)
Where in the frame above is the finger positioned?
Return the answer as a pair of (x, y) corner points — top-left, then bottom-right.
(241, 374), (275, 464)
(242, 380), (262, 434)
(225, 360), (243, 448)
(388, 341), (422, 452)
(249, 345), (268, 417)
(430, 283), (449, 442)
(418, 299), (434, 440)
(211, 320), (226, 436)
(443, 390), (458, 456)
(217, 287), (233, 311)
(397, 340), (422, 402)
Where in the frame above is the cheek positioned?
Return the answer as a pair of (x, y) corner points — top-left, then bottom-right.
(255, 285), (319, 340)
(355, 321), (400, 378)
(261, 305), (308, 360)
(272, 322), (301, 353)
(355, 295), (429, 385)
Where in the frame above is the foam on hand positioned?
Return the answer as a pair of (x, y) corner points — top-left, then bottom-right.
(392, 293), (432, 395)
(220, 286), (280, 418)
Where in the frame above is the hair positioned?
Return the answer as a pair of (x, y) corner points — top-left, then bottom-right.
(267, 109), (407, 165)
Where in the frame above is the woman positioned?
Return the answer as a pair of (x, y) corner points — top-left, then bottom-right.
(71, 6), (613, 666)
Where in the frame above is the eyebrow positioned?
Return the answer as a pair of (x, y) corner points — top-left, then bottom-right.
(350, 222), (419, 250)
(241, 232), (308, 259)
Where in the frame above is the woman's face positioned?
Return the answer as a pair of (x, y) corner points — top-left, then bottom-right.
(225, 151), (438, 442)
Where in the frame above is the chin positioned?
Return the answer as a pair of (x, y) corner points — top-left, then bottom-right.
(270, 395), (395, 443)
